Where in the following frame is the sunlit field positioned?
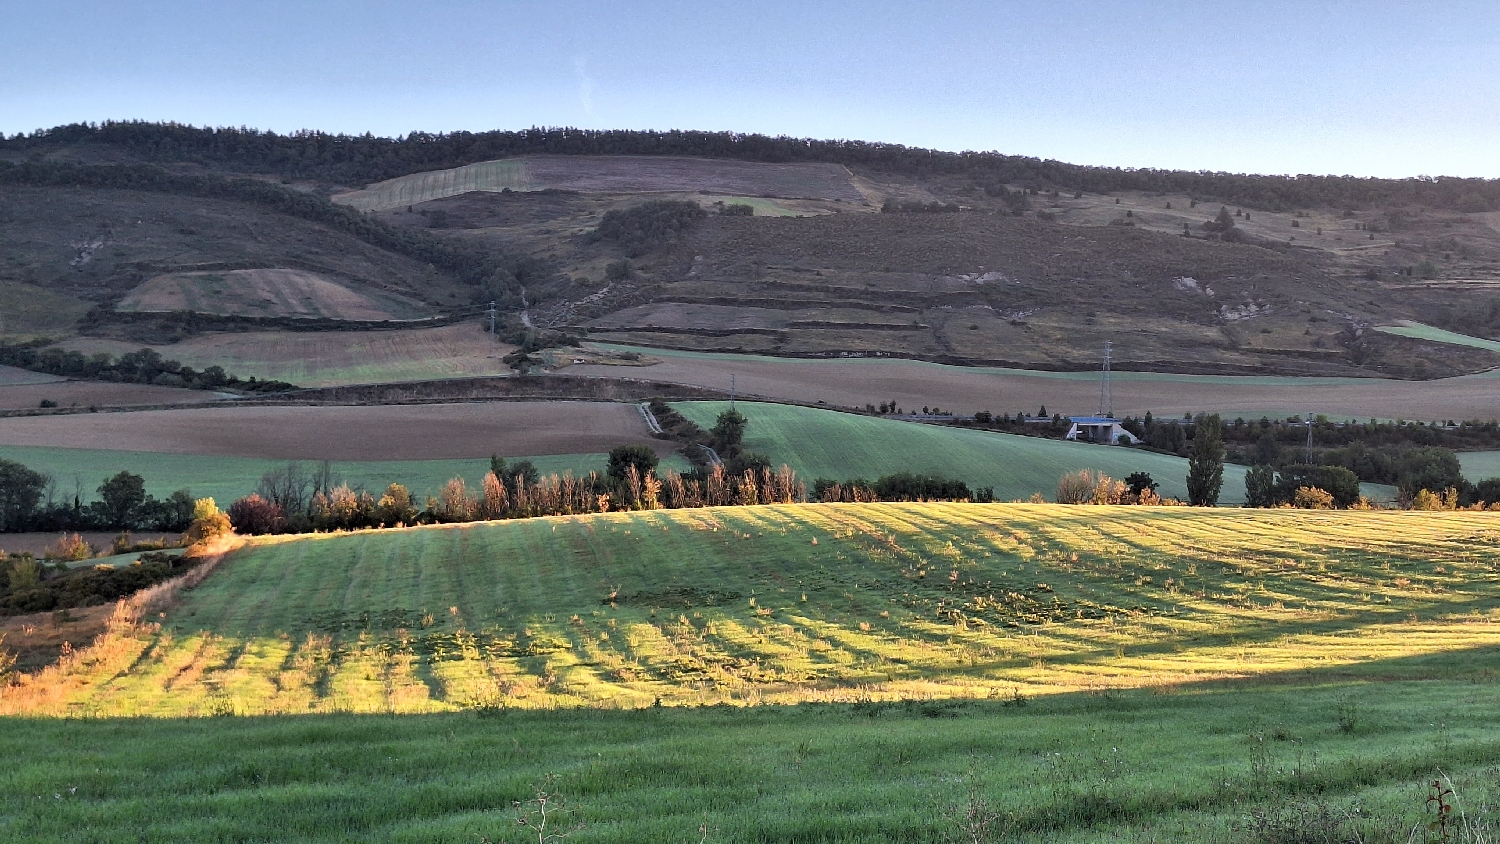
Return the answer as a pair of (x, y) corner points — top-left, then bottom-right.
(9, 504), (1494, 717)
(3, 503), (1499, 842)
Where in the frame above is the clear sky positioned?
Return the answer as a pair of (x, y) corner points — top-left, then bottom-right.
(4, 1), (1498, 178)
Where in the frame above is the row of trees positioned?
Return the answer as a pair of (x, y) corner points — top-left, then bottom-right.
(814, 472), (992, 504)
(0, 343), (294, 392)
(9, 122), (1498, 212)
(0, 461), (195, 533)
(226, 460), (809, 535)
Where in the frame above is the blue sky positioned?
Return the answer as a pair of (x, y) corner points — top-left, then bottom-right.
(4, 1), (1497, 177)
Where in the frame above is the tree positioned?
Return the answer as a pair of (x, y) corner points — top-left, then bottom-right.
(1186, 414), (1225, 506)
(1273, 465), (1361, 509)
(97, 471), (147, 528)
(711, 409), (748, 451)
(375, 484), (416, 525)
(183, 498), (233, 550)
(1124, 472), (1158, 496)
(0, 458), (46, 531)
(1244, 464), (1276, 507)
(608, 445), (660, 481)
(228, 494), (286, 535)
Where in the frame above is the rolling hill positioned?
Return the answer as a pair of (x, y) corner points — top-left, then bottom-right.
(8, 503), (1497, 717)
(4, 124), (1500, 381)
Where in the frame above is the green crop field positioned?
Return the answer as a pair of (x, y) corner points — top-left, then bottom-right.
(4, 504), (1500, 841)
(1377, 320), (1500, 354)
(10, 503), (1496, 717)
(672, 401), (1397, 504)
(0, 445), (688, 506)
(1461, 450), (1500, 483)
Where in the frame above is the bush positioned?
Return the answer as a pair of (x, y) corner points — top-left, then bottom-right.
(43, 533), (94, 562)
(1291, 486), (1335, 509)
(607, 445), (660, 481)
(227, 494), (286, 535)
(594, 200), (706, 257)
(1056, 470), (1096, 504)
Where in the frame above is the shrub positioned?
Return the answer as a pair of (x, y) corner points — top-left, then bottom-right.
(1056, 469), (1096, 504)
(183, 498), (233, 551)
(607, 445), (659, 481)
(43, 533), (94, 562)
(375, 484), (416, 525)
(1291, 486), (1335, 510)
(228, 494), (286, 535)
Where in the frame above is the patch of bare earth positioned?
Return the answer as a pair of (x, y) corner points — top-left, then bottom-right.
(0, 401), (665, 460)
(567, 347), (1500, 421)
(0, 381), (226, 410)
(117, 268), (432, 321)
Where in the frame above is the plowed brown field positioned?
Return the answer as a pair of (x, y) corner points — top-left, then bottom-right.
(0, 401), (661, 460)
(569, 345), (1500, 421)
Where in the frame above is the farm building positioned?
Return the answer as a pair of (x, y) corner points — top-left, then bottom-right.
(1066, 416), (1134, 444)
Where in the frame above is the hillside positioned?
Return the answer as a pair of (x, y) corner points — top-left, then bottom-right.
(671, 400), (1260, 503)
(3, 124), (1499, 380)
(8, 503), (1497, 717)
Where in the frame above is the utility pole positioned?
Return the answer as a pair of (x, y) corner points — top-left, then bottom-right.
(1098, 341), (1112, 418)
(730, 373), (736, 411)
(1305, 411), (1315, 463)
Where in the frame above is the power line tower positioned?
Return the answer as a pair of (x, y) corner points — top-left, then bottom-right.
(730, 373), (737, 411)
(1305, 411), (1316, 463)
(1098, 341), (1113, 418)
(487, 301), (497, 341)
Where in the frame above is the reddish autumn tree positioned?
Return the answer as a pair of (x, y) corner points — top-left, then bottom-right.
(228, 494), (286, 535)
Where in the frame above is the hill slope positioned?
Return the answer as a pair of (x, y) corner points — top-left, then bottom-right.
(8, 504), (1496, 716)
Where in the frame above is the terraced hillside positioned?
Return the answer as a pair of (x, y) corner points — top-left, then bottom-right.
(9, 504), (1497, 717)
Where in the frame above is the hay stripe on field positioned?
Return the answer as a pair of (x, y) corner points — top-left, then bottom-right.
(8, 504), (1499, 716)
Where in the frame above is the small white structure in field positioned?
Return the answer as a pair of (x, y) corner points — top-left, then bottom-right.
(1066, 416), (1134, 445)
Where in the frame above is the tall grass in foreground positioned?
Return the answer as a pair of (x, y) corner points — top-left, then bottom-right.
(2, 668), (1499, 842)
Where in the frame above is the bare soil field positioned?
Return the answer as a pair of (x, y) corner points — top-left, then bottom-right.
(573, 344), (1500, 421)
(0, 381), (226, 410)
(117, 269), (433, 321)
(59, 322), (515, 387)
(335, 155), (866, 212)
(0, 401), (666, 461)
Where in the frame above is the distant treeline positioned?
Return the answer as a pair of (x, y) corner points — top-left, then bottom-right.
(0, 462), (195, 534)
(0, 342), (295, 393)
(0, 159), (535, 307)
(6, 121), (1499, 212)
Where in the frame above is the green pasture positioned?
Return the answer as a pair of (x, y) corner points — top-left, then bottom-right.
(0, 445), (688, 506)
(5, 671), (1499, 843)
(672, 401), (1396, 504)
(1460, 450), (1500, 482)
(5, 503), (1500, 841)
(14, 504), (1497, 717)
(1377, 320), (1500, 354)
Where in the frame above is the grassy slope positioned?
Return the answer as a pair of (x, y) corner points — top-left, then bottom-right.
(4, 673), (1499, 844)
(1377, 320), (1500, 354)
(11, 504), (1496, 718)
(674, 400), (1395, 504)
(3, 503), (1500, 841)
(0, 445), (688, 505)
(674, 400), (1238, 501)
(1460, 450), (1500, 482)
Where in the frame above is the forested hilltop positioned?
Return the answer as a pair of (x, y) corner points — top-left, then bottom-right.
(5, 121), (1498, 212)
